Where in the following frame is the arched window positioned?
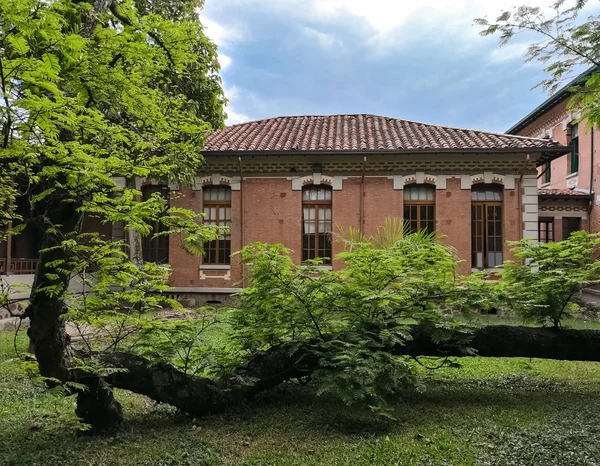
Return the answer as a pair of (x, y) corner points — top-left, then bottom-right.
(471, 184), (503, 269)
(203, 186), (232, 264)
(403, 184), (435, 234)
(142, 184), (170, 264)
(302, 185), (332, 264)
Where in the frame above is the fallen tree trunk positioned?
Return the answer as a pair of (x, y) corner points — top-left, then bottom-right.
(82, 324), (600, 419)
(398, 324), (600, 361)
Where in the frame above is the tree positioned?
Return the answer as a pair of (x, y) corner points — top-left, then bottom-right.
(0, 0), (225, 430)
(500, 232), (600, 328)
(476, 0), (600, 124)
(5, 0), (600, 436)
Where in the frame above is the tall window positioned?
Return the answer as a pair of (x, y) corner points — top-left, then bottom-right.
(403, 184), (435, 234)
(142, 185), (170, 264)
(203, 186), (231, 264)
(539, 218), (554, 242)
(471, 184), (503, 269)
(570, 123), (579, 174)
(562, 217), (581, 239)
(544, 162), (551, 184)
(302, 185), (332, 264)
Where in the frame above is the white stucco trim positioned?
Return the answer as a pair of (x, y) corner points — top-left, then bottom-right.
(194, 174), (240, 191)
(521, 173), (539, 240)
(291, 174), (337, 190)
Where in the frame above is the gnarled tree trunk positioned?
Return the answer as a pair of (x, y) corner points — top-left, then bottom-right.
(79, 324), (600, 420)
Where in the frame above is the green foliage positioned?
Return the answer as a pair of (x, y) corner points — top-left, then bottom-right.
(0, 0), (227, 380)
(136, 310), (219, 376)
(500, 231), (600, 327)
(476, 1), (600, 129)
(229, 231), (478, 414)
(313, 339), (416, 417)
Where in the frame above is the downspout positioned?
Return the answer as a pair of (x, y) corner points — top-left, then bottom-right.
(6, 199), (12, 275)
(517, 153), (531, 241)
(238, 156), (245, 287)
(359, 156), (367, 234)
(589, 126), (594, 230)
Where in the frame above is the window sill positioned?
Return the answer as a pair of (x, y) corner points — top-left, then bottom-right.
(540, 182), (550, 188)
(566, 172), (579, 180)
(199, 264), (231, 270)
(471, 267), (503, 273)
(301, 264), (333, 270)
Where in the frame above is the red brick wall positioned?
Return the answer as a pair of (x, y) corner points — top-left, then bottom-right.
(166, 176), (526, 287)
(363, 178), (404, 238)
(331, 178), (360, 269)
(168, 188), (202, 287)
(243, 178), (303, 264)
(435, 178), (471, 275)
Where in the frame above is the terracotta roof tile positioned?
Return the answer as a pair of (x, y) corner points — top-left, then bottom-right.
(205, 114), (562, 153)
(538, 188), (591, 197)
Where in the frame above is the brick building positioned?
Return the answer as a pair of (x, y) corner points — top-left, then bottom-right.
(507, 68), (597, 241)
(1, 114), (569, 304)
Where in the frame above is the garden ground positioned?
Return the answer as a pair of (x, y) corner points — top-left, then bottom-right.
(2, 318), (600, 466)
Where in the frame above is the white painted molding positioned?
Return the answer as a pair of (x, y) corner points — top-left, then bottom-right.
(504, 175), (515, 190)
(230, 176), (241, 191)
(460, 175), (472, 190)
(397, 173), (438, 190)
(195, 174), (239, 190)
(393, 175), (404, 190)
(332, 176), (344, 191)
(436, 175), (447, 190)
(113, 177), (126, 188)
(291, 174), (336, 190)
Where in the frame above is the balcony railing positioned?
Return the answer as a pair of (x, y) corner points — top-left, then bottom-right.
(0, 258), (38, 275)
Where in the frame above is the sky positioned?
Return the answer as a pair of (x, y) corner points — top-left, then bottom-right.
(201, 0), (600, 133)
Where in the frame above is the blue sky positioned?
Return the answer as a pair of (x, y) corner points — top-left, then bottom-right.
(201, 0), (599, 133)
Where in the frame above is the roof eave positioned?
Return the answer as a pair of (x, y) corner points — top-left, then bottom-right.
(538, 194), (592, 200)
(203, 146), (569, 158)
(506, 67), (598, 134)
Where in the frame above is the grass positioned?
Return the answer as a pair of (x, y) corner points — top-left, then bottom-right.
(2, 329), (600, 465)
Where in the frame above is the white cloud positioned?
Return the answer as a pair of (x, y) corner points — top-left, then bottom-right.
(226, 109), (251, 125)
(300, 26), (341, 49)
(219, 53), (232, 70)
(223, 84), (252, 126)
(488, 42), (531, 64)
(200, 16), (243, 48)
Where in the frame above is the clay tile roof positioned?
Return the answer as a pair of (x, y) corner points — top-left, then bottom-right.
(205, 114), (564, 153)
(538, 188), (592, 197)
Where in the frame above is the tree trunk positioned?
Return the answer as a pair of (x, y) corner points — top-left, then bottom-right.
(85, 324), (600, 420)
(27, 200), (123, 432)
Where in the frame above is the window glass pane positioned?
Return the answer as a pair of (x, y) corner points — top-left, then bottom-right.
(404, 184), (434, 201)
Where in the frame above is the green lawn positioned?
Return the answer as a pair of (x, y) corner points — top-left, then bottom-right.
(2, 329), (600, 466)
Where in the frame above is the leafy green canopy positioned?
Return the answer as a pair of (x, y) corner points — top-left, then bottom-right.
(0, 0), (225, 307)
(500, 232), (600, 327)
(476, 0), (600, 127)
(226, 228), (479, 414)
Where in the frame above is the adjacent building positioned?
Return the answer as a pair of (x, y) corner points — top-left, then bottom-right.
(507, 68), (597, 240)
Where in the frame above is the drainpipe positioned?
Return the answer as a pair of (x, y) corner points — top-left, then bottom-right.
(359, 156), (367, 234)
(6, 199), (12, 275)
(517, 153), (531, 241)
(589, 126), (595, 230)
(238, 156), (245, 287)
